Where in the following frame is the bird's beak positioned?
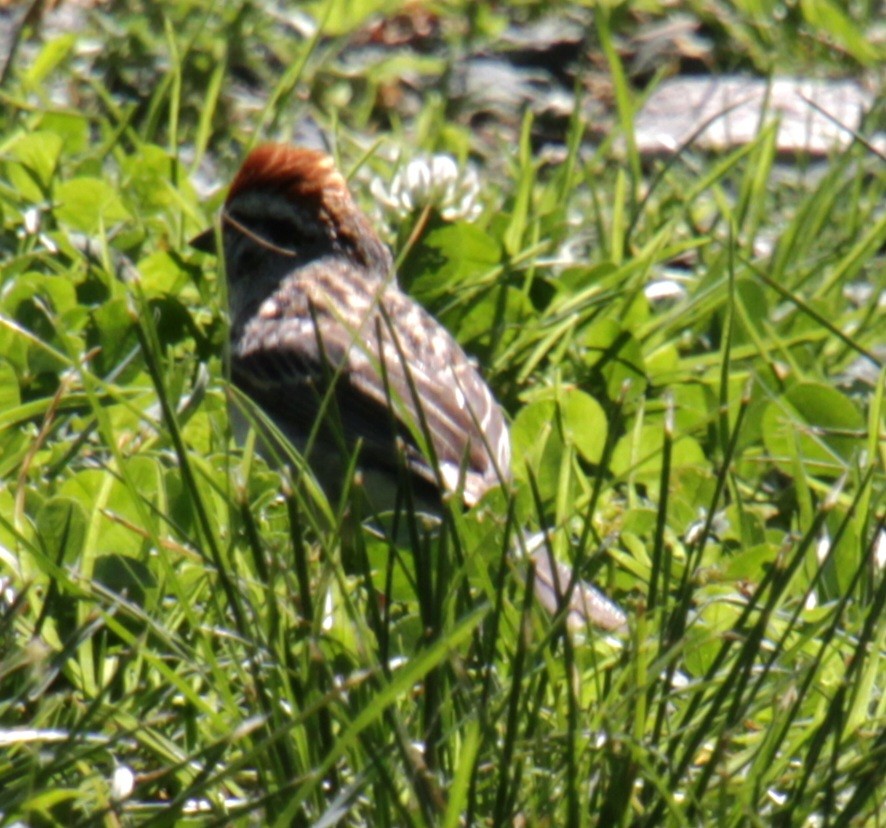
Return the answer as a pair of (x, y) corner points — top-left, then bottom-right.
(190, 226), (218, 254)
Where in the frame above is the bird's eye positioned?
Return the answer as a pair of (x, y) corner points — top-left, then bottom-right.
(226, 210), (298, 254)
(256, 218), (296, 250)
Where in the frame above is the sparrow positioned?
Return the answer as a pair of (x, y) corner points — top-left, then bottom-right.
(192, 142), (626, 631)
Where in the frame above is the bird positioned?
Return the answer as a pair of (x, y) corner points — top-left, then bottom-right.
(192, 142), (626, 632)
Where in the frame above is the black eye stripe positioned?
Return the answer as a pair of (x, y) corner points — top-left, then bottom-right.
(226, 211), (295, 245)
(255, 218), (296, 246)
(225, 207), (328, 251)
(222, 210), (299, 257)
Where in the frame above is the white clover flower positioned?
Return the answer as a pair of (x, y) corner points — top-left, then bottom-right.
(371, 154), (482, 222)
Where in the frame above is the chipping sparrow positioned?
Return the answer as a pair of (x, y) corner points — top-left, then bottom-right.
(193, 143), (626, 631)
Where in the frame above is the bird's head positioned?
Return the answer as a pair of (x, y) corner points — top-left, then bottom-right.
(192, 144), (392, 287)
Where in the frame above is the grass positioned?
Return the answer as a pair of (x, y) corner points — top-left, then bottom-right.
(0, 1), (884, 825)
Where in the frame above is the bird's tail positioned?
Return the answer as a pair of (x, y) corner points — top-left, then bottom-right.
(520, 531), (627, 632)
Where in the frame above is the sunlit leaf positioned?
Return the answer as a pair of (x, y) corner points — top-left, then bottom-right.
(54, 177), (132, 233)
(762, 382), (865, 478)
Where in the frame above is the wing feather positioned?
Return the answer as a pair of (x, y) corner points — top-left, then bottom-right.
(231, 258), (509, 506)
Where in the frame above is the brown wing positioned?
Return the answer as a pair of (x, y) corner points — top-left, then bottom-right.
(231, 257), (510, 507)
